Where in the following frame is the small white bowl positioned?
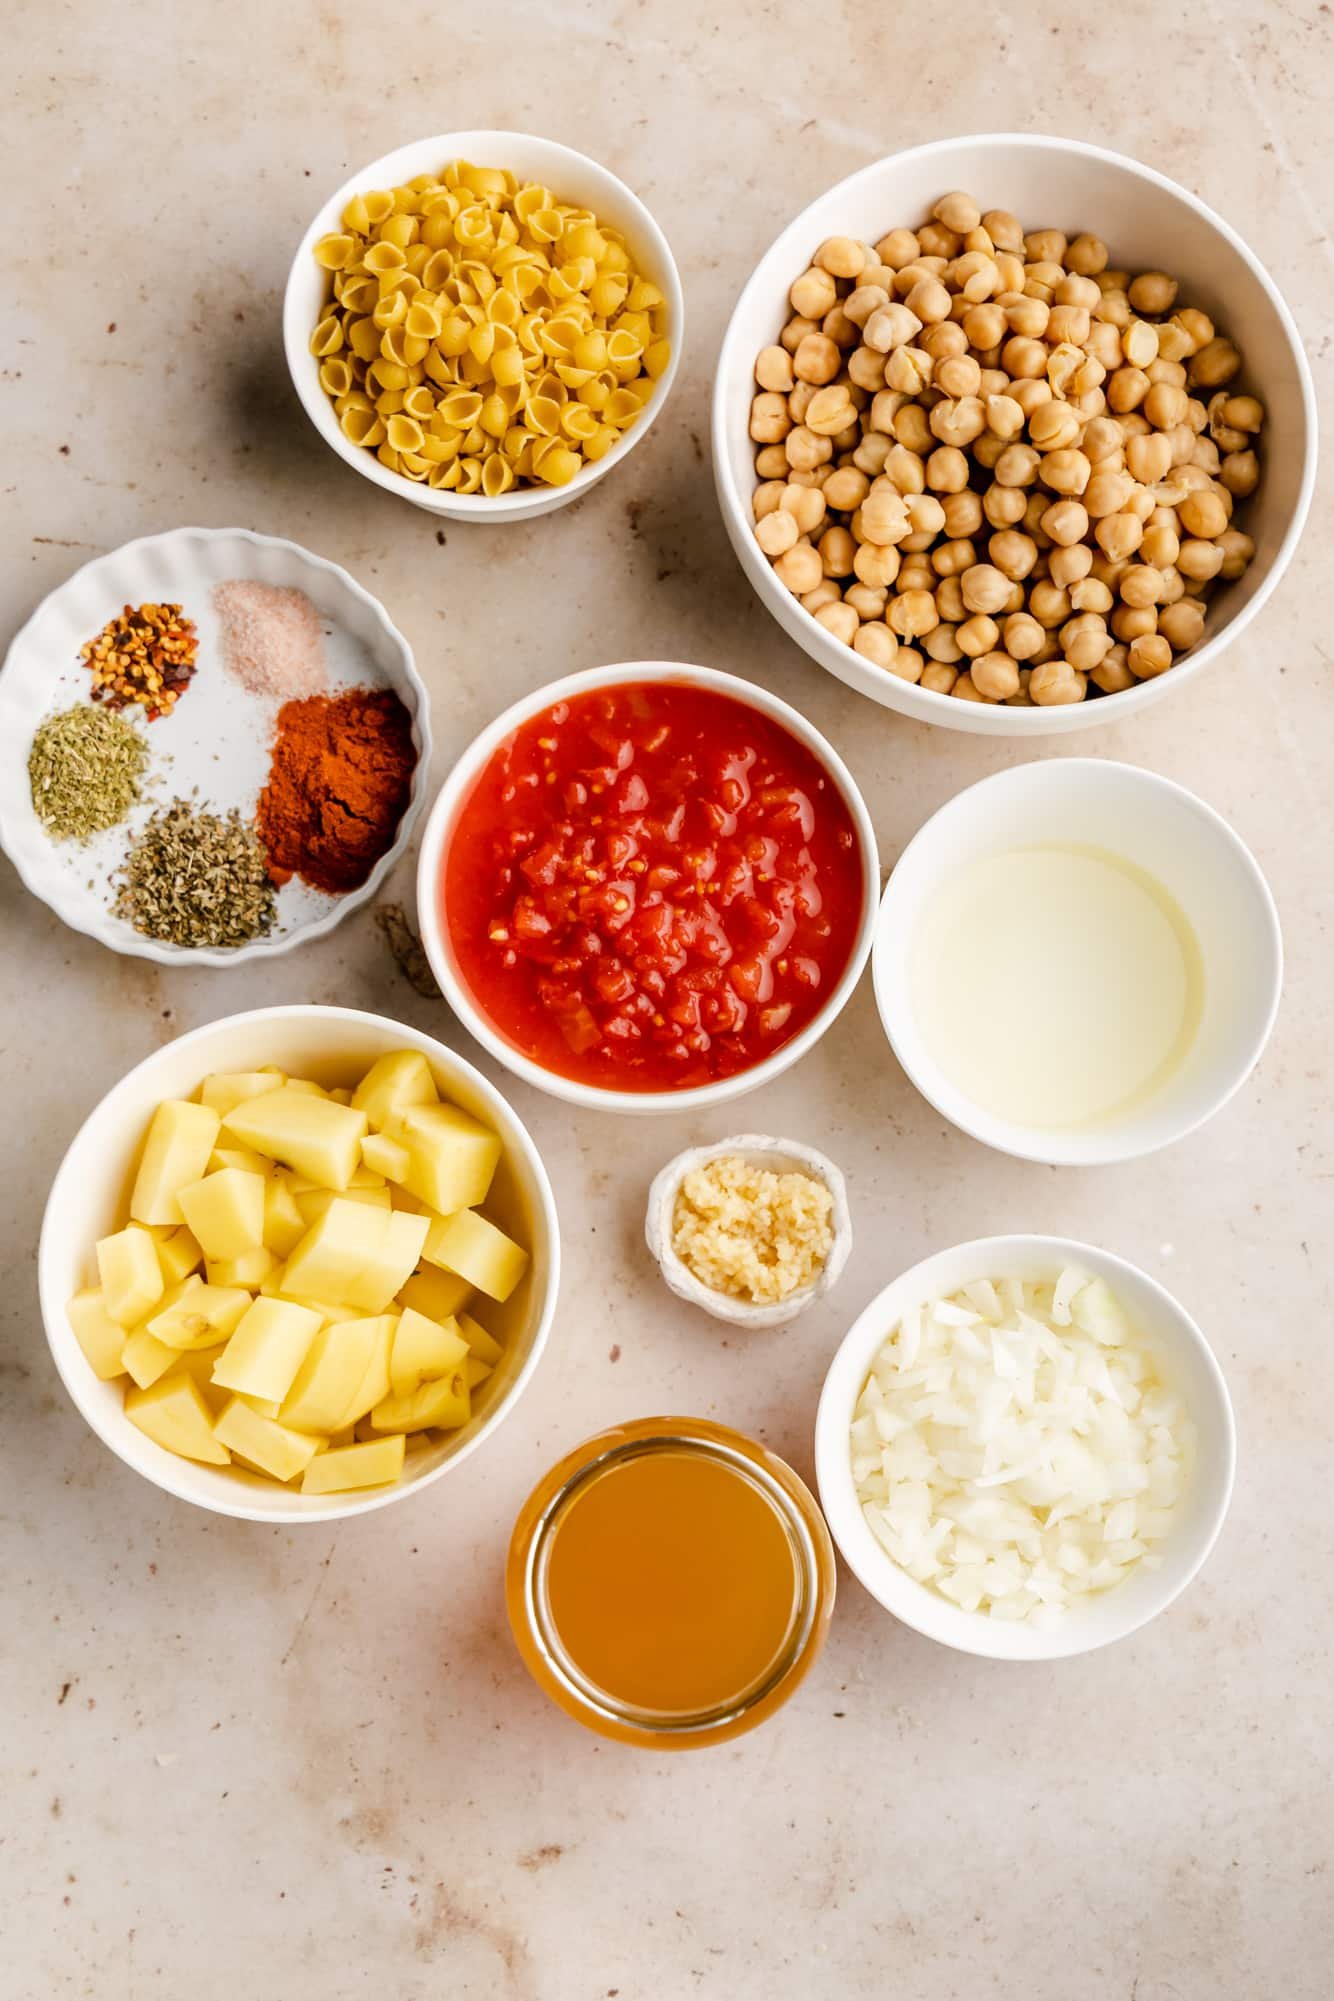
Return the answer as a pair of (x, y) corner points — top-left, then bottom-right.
(815, 1234), (1236, 1660)
(874, 759), (1281, 1165)
(415, 660), (880, 1115)
(0, 526), (430, 966)
(712, 132), (1317, 735)
(284, 131), (684, 523)
(38, 1005), (560, 1523)
(645, 1134), (852, 1329)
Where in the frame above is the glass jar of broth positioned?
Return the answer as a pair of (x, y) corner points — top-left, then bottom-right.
(506, 1416), (836, 1748)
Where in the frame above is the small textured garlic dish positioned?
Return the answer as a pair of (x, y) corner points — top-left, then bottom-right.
(646, 1136), (851, 1329)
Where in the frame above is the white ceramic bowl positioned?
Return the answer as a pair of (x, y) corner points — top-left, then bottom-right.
(0, 526), (431, 966)
(38, 1006), (560, 1523)
(874, 759), (1280, 1165)
(415, 661), (880, 1115)
(644, 1134), (852, 1329)
(815, 1234), (1236, 1660)
(284, 131), (684, 523)
(713, 133), (1317, 735)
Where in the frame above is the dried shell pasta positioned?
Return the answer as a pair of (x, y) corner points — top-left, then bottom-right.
(311, 159), (669, 491)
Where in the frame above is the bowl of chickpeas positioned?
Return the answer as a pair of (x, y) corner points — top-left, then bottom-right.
(712, 134), (1316, 731)
(285, 132), (683, 521)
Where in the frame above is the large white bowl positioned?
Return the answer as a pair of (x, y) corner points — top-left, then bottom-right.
(815, 1234), (1236, 1660)
(713, 133), (1317, 735)
(0, 526), (431, 966)
(284, 131), (684, 523)
(38, 1006), (560, 1523)
(873, 759), (1282, 1165)
(415, 661), (880, 1115)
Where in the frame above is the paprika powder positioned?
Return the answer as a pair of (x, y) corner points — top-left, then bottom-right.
(257, 687), (416, 895)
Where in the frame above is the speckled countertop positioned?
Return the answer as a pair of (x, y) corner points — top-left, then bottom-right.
(4, 4), (1333, 1997)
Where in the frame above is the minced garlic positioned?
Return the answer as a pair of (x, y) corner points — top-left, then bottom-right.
(670, 1155), (834, 1305)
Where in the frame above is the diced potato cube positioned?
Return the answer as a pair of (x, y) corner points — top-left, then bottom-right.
(155, 1226), (204, 1288)
(352, 1049), (438, 1132)
(370, 1369), (469, 1434)
(300, 1434), (405, 1494)
(199, 1071), (284, 1118)
(66, 1287), (130, 1380)
(343, 1209), (430, 1314)
(96, 1224), (165, 1328)
(125, 1375), (230, 1465)
(210, 1297), (324, 1403)
(209, 1146), (274, 1178)
(283, 1201), (392, 1306)
(221, 1089), (368, 1191)
(172, 1344), (231, 1414)
(463, 1354), (493, 1390)
(334, 1316), (397, 1425)
(426, 1208), (528, 1302)
(130, 1100), (221, 1227)
(348, 1161), (386, 1189)
(279, 1316), (388, 1434)
(122, 1327), (182, 1390)
(177, 1168), (266, 1261)
(147, 1280), (251, 1350)
(361, 1132), (411, 1183)
(395, 1104), (501, 1214)
(284, 1078), (328, 1097)
(205, 1245), (277, 1289)
(263, 1175), (307, 1259)
(457, 1311), (503, 1367)
(293, 1183), (392, 1230)
(213, 1398), (321, 1482)
(328, 1088), (352, 1107)
(389, 1307), (469, 1396)
(396, 1266), (472, 1323)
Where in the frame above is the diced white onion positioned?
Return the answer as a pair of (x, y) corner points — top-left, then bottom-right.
(850, 1269), (1193, 1625)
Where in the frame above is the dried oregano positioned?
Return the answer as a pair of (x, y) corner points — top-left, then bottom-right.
(28, 703), (149, 841)
(114, 798), (277, 948)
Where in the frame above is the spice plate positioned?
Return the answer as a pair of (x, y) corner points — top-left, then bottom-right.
(0, 526), (430, 965)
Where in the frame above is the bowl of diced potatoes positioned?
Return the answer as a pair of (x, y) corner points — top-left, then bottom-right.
(38, 1005), (560, 1521)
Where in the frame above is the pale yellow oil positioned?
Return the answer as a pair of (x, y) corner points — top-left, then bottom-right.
(910, 843), (1205, 1130)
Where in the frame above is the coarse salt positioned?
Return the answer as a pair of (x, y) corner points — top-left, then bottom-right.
(213, 580), (327, 699)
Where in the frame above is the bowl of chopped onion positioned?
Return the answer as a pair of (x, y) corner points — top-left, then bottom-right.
(814, 1234), (1235, 1659)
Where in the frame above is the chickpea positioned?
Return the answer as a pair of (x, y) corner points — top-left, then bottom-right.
(930, 396), (987, 448)
(1158, 599), (1207, 651)
(1028, 402), (1081, 454)
(956, 613), (1000, 657)
(754, 444), (790, 479)
(907, 492), (947, 537)
(816, 523), (855, 576)
(1024, 258), (1065, 297)
(823, 306), (860, 350)
(934, 353), (982, 400)
(1004, 294), (1050, 339)
(919, 445), (965, 495)
(750, 392), (791, 444)
(963, 301), (1007, 350)
(920, 660), (958, 695)
(1190, 436), (1221, 477)
(1147, 358), (1187, 392)
(1029, 660), (1087, 705)
(1083, 467), (1135, 519)
(1111, 603), (1158, 643)
(1188, 337), (1242, 389)
(787, 380), (816, 424)
(845, 346), (885, 392)
(900, 276), (949, 326)
(1124, 431), (1172, 485)
(1081, 321), (1122, 373)
(980, 209), (1024, 252)
(864, 302), (924, 353)
(983, 481), (1029, 530)
(844, 284), (891, 329)
(990, 529), (1038, 579)
(824, 465), (870, 512)
(853, 540), (901, 588)
(1048, 541), (1094, 588)
(851, 621), (899, 670)
(803, 385), (855, 436)
(1119, 563), (1165, 609)
(1221, 449), (1259, 499)
(979, 394), (1022, 443)
(1021, 229), (1065, 267)
(924, 622), (964, 664)
(960, 563), (1013, 616)
(1009, 377), (1052, 418)
(1002, 334), (1049, 379)
(790, 267), (838, 320)
(1177, 486), (1229, 539)
(1059, 612), (1112, 672)
(810, 598), (857, 646)
(1217, 527), (1255, 579)
(992, 442), (1038, 488)
(958, 647), (1016, 700)
(1070, 576), (1114, 615)
(801, 579), (842, 614)
(1091, 645), (1135, 695)
(1000, 610), (1045, 660)
(785, 425), (832, 473)
(1140, 521), (1180, 570)
(852, 433), (892, 477)
(792, 333), (843, 386)
(755, 508), (800, 557)
(1041, 448), (1092, 497)
(867, 390), (903, 435)
(755, 346), (795, 394)
(883, 443), (926, 493)
(888, 646), (926, 684)
(898, 553), (937, 593)
(920, 320), (968, 361)
(780, 314), (819, 354)
(894, 403), (933, 454)
(1127, 633), (1172, 678)
(885, 344), (932, 394)
(753, 481), (787, 522)
(934, 574), (967, 621)
(860, 486), (911, 545)
(1066, 233), (1109, 276)
(1029, 579), (1072, 628)
(875, 228), (920, 270)
(917, 220), (962, 260)
(1218, 393), (1263, 435)
(1107, 366), (1150, 414)
(972, 433), (1006, 473)
(814, 234), (867, 280)
(950, 671), (988, 701)
(845, 582), (887, 620)
(772, 541), (823, 595)
(942, 489), (983, 536)
(1093, 287), (1132, 330)
(1047, 303), (1091, 346)
(1095, 510), (1144, 563)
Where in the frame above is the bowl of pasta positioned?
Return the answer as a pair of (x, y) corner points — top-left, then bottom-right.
(284, 132), (684, 522)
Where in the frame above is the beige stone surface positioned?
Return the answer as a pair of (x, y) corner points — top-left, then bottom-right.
(3, 3), (1332, 1996)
